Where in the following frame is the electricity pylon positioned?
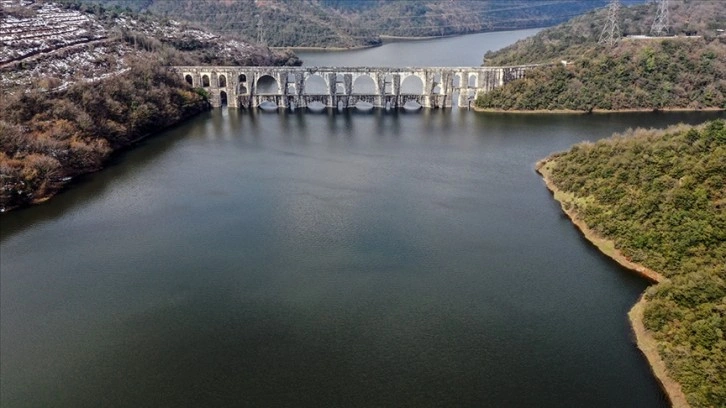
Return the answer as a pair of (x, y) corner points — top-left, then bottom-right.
(599, 0), (621, 46)
(256, 13), (267, 45)
(650, 0), (670, 36)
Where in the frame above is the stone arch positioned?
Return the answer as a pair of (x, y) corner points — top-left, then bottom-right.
(400, 75), (424, 95)
(220, 91), (228, 106)
(468, 74), (478, 88)
(452, 74), (462, 88)
(202, 74), (210, 87)
(304, 74), (328, 95)
(352, 75), (376, 94)
(257, 75), (279, 94)
(184, 74), (193, 86)
(219, 74), (227, 88)
(238, 74), (247, 83)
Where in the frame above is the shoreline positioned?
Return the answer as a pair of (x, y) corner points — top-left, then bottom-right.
(536, 158), (690, 408)
(475, 107), (725, 114)
(380, 34), (454, 41)
(628, 296), (690, 408)
(272, 44), (380, 52)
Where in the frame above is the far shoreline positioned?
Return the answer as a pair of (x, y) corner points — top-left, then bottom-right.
(273, 44), (380, 52)
(536, 158), (690, 408)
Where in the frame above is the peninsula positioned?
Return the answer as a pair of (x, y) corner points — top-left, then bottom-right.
(537, 120), (726, 408)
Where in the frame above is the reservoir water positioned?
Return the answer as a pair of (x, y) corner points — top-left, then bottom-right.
(1, 30), (724, 407)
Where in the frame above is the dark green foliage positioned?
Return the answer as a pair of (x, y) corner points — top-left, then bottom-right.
(547, 121), (726, 407)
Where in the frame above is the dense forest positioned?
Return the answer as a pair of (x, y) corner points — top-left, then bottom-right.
(477, 37), (726, 111)
(539, 120), (725, 408)
(80, 0), (630, 48)
(476, 0), (726, 112)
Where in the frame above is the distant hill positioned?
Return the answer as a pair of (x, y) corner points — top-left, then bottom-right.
(72, 0), (645, 48)
(476, 0), (726, 111)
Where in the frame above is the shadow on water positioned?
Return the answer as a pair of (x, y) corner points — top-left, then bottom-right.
(0, 111), (216, 242)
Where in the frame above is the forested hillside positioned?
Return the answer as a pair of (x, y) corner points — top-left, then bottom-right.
(78, 0), (632, 48)
(0, 61), (208, 211)
(0, 1), (297, 211)
(476, 0), (726, 112)
(539, 120), (726, 408)
(477, 37), (726, 111)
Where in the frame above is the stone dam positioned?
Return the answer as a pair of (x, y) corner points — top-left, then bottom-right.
(173, 65), (538, 110)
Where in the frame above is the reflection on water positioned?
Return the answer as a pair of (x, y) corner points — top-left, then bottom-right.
(3, 107), (722, 407)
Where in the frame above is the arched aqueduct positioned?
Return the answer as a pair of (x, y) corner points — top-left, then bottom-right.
(175, 65), (538, 110)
